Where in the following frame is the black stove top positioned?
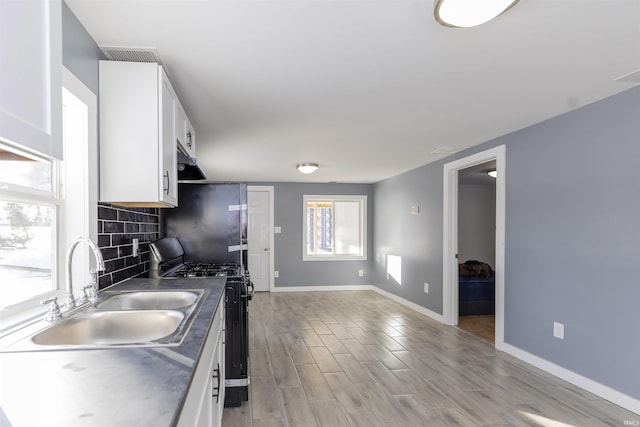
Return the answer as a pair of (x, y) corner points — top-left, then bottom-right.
(168, 262), (243, 278)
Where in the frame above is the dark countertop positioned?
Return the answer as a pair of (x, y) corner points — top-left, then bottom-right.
(0, 277), (226, 427)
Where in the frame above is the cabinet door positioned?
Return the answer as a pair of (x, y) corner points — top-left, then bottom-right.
(210, 336), (223, 426)
(185, 117), (196, 158)
(159, 70), (177, 206)
(175, 102), (187, 149)
(176, 102), (196, 158)
(0, 0), (62, 159)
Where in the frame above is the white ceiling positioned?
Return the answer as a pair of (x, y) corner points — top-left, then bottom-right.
(65, 0), (640, 184)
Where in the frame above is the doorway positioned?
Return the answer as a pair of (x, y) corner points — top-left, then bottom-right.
(247, 186), (274, 292)
(457, 161), (496, 342)
(443, 145), (505, 347)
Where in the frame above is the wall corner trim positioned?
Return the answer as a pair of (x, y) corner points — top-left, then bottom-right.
(497, 342), (640, 415)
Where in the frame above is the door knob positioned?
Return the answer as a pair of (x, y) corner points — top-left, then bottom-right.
(263, 248), (269, 251)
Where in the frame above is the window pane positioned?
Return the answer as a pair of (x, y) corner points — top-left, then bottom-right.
(0, 201), (54, 309)
(306, 206), (315, 255)
(334, 201), (361, 255)
(0, 146), (52, 191)
(316, 206), (333, 254)
(303, 195), (366, 261)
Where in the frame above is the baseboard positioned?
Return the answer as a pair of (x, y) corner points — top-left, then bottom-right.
(270, 285), (374, 293)
(370, 287), (445, 323)
(497, 342), (640, 415)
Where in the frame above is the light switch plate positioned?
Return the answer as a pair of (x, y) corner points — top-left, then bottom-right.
(274, 226), (282, 234)
(274, 270), (279, 278)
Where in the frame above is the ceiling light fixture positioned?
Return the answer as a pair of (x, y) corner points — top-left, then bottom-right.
(488, 170), (497, 178)
(434, 0), (520, 28)
(297, 163), (319, 174)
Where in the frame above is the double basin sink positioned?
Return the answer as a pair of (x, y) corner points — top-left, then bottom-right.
(4, 290), (205, 351)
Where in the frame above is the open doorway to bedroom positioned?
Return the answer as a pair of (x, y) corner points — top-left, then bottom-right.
(457, 161), (496, 342)
(443, 145), (505, 347)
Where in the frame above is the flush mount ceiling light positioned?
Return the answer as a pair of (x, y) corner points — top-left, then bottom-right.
(434, 0), (520, 28)
(296, 163), (319, 174)
(488, 170), (497, 178)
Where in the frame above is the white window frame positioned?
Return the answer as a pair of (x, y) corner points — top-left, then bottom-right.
(60, 68), (99, 301)
(0, 68), (97, 331)
(0, 142), (62, 328)
(302, 194), (367, 261)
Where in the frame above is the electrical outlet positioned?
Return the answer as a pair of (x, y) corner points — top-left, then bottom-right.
(553, 322), (564, 339)
(358, 270), (364, 277)
(274, 270), (279, 278)
(274, 226), (282, 234)
(424, 282), (429, 293)
(132, 238), (139, 257)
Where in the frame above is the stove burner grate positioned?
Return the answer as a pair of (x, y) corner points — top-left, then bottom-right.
(169, 262), (242, 278)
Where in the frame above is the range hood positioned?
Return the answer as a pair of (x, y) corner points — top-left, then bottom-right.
(177, 150), (206, 181)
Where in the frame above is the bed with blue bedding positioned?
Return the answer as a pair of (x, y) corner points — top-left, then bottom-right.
(459, 260), (495, 316)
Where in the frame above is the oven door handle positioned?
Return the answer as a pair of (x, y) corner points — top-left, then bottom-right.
(242, 280), (254, 300)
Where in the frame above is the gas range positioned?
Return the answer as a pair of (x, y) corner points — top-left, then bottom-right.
(149, 237), (252, 407)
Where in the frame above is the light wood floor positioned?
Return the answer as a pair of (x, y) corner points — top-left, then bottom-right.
(222, 291), (636, 426)
(458, 315), (495, 343)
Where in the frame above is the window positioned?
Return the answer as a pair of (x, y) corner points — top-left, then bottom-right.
(303, 195), (367, 261)
(0, 69), (97, 326)
(0, 141), (60, 316)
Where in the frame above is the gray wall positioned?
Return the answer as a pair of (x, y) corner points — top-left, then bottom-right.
(373, 165), (445, 312)
(372, 85), (640, 398)
(62, 2), (103, 93)
(255, 182), (373, 287)
(458, 184), (496, 267)
(503, 86), (640, 397)
(63, 4), (155, 285)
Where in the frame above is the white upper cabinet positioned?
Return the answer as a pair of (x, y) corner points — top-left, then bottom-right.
(0, 0), (62, 159)
(175, 100), (196, 158)
(175, 102), (187, 151)
(99, 61), (177, 207)
(185, 116), (196, 158)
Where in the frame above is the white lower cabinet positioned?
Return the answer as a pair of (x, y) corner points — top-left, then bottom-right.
(178, 296), (225, 427)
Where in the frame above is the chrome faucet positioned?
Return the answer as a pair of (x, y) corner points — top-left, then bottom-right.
(65, 237), (106, 310)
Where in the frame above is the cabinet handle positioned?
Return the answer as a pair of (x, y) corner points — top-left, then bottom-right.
(163, 171), (170, 195)
(186, 130), (192, 148)
(212, 363), (221, 403)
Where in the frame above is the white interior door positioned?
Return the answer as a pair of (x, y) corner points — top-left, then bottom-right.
(248, 187), (273, 292)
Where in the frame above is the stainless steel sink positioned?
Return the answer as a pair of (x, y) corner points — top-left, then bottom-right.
(0, 289), (207, 352)
(96, 290), (200, 310)
(31, 310), (184, 346)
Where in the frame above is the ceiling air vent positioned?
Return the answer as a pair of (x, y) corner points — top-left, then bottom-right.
(615, 69), (640, 84)
(431, 145), (462, 155)
(99, 46), (162, 64)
